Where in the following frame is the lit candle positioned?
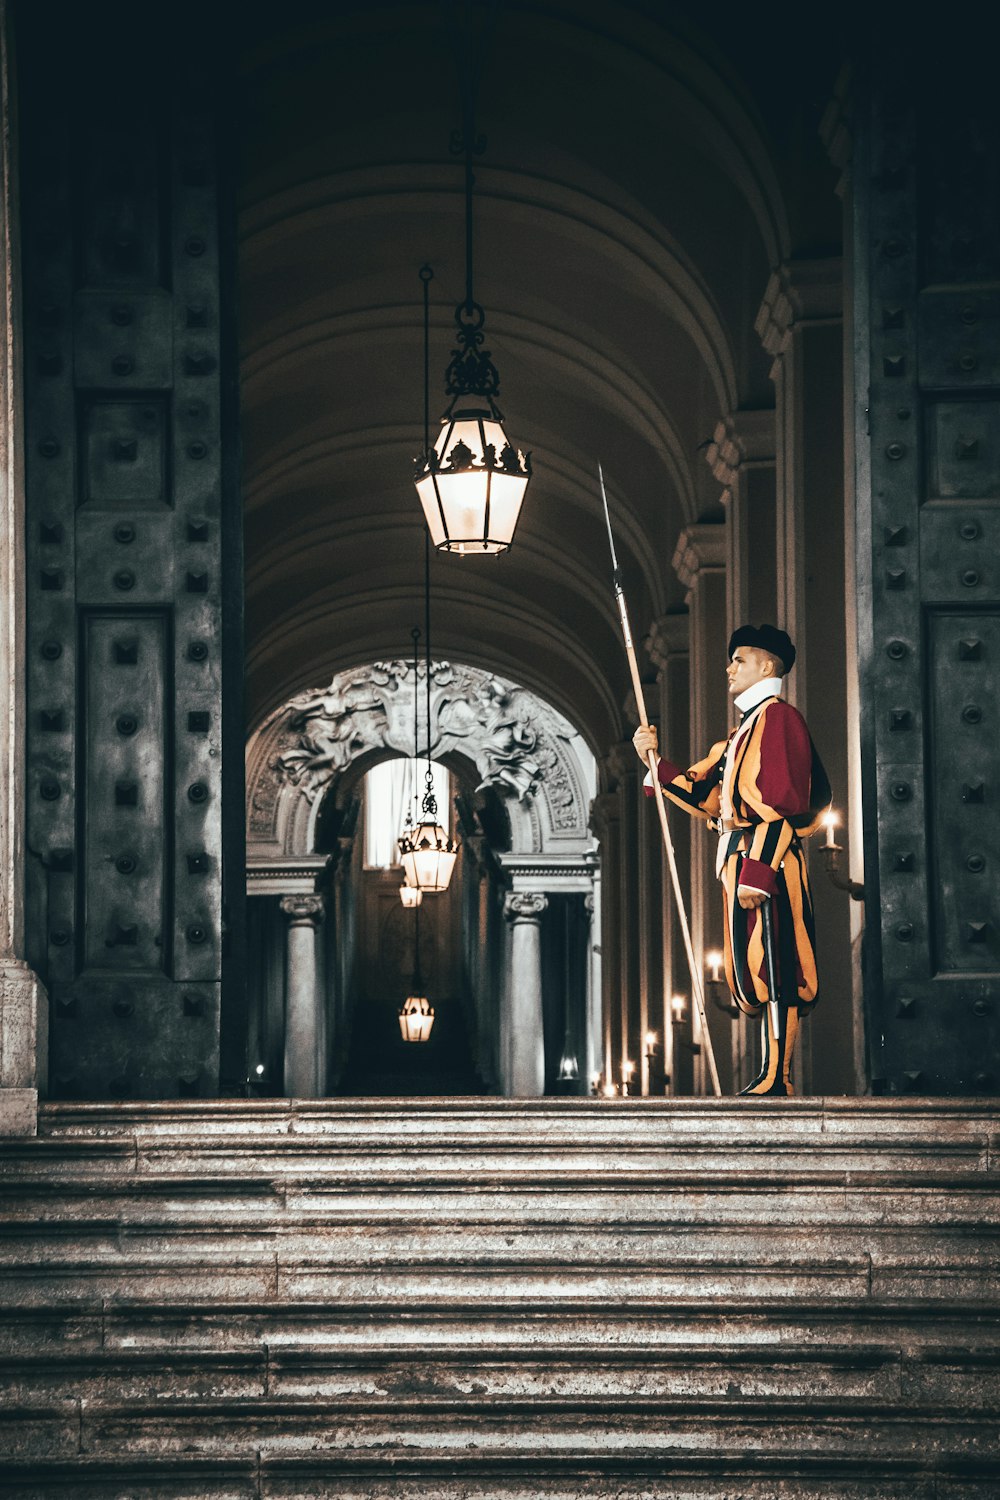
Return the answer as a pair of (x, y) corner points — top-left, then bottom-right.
(671, 995), (687, 1024)
(644, 1030), (657, 1054)
(823, 809), (838, 849)
(602, 1081), (617, 1098)
(622, 1059), (635, 1081)
(706, 950), (723, 984)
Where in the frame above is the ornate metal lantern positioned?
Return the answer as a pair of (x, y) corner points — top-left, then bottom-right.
(414, 308), (531, 555)
(413, 21), (531, 556)
(398, 780), (458, 893)
(399, 881), (423, 909)
(398, 993), (435, 1043)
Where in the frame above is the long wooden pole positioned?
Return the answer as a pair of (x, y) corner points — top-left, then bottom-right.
(598, 464), (722, 1098)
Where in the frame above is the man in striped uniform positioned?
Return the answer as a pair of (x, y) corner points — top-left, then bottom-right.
(633, 625), (831, 1096)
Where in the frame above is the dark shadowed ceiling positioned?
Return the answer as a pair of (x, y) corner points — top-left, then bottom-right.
(239, 0), (841, 758)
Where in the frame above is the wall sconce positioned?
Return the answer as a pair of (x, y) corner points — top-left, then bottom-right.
(670, 994), (688, 1025)
(643, 1030), (658, 1059)
(705, 950), (738, 1018)
(820, 809), (864, 900)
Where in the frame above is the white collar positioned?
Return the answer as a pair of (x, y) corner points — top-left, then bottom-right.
(734, 675), (784, 716)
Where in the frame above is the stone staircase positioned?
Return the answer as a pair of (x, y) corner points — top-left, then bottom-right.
(0, 1097), (998, 1498)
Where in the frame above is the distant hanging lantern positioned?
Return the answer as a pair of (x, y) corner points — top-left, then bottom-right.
(398, 993), (435, 1043)
(399, 882), (423, 909)
(412, 13), (531, 556)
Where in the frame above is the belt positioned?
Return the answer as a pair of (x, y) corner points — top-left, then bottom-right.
(708, 817), (751, 834)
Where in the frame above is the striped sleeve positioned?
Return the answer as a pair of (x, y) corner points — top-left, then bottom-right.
(644, 741), (726, 822)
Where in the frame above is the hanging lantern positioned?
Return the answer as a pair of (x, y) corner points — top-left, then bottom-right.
(399, 881), (423, 909)
(412, 32), (532, 557)
(398, 993), (435, 1043)
(398, 790), (458, 893)
(414, 308), (531, 556)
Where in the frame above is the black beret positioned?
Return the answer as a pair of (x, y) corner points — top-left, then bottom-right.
(728, 623), (796, 673)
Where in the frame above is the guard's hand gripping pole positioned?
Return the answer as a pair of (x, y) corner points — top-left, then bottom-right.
(598, 464), (722, 1098)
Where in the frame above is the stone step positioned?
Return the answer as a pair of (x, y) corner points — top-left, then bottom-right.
(2, 1340), (998, 1408)
(1, 1456), (999, 1500)
(1, 1395), (998, 1464)
(3, 1296), (995, 1355)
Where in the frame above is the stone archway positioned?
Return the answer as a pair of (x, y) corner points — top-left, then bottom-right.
(245, 659), (598, 1097)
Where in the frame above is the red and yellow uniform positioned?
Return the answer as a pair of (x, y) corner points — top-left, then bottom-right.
(646, 692), (831, 1093)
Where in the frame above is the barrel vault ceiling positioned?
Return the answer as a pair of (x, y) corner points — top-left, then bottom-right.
(239, 0), (840, 759)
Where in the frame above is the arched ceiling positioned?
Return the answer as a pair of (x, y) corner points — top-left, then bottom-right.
(239, 0), (840, 757)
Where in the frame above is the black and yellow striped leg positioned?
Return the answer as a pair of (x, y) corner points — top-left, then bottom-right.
(738, 1004), (800, 1096)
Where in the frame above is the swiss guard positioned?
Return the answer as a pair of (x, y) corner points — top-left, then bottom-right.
(633, 624), (831, 1096)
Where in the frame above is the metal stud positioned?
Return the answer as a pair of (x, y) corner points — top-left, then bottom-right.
(182, 993), (206, 1017)
(112, 997), (135, 1015)
(115, 854), (137, 875)
(38, 438), (61, 460)
(895, 922), (914, 942)
(884, 525), (908, 546)
(958, 350), (979, 372)
(959, 521), (982, 541)
(958, 639), (982, 660)
(40, 567), (64, 590)
(187, 782), (209, 804)
(961, 705), (983, 725)
(186, 640), (208, 662)
(961, 570), (981, 588)
(41, 640), (63, 661)
(183, 351), (214, 376)
(116, 714), (139, 736)
(39, 519), (63, 542)
(39, 778), (61, 801)
(185, 571), (208, 592)
(893, 852), (914, 872)
(114, 523), (136, 544)
(187, 441), (207, 460)
(113, 439), (138, 462)
(113, 640), (138, 665)
(889, 709), (912, 731)
(185, 304), (208, 328)
(890, 781), (912, 801)
(887, 640), (908, 661)
(187, 711), (210, 733)
(886, 568), (906, 589)
(883, 355), (905, 377)
(186, 851), (209, 874)
(962, 783), (985, 804)
(111, 355), (134, 377)
(40, 709), (65, 731)
(967, 854), (986, 873)
(113, 570), (136, 591)
(882, 306), (905, 328)
(48, 847), (73, 873)
(114, 781), (138, 806)
(187, 518), (209, 542)
(106, 922), (137, 947)
(896, 997), (916, 1018)
(966, 922), (989, 943)
(186, 923), (208, 944)
(885, 441), (906, 460)
(955, 438), (980, 460)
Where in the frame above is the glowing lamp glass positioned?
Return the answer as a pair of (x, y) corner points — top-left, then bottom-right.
(398, 994), (435, 1043)
(415, 396), (530, 556)
(399, 883), (423, 909)
(399, 817), (458, 893)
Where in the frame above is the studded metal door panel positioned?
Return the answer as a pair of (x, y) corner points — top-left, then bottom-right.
(861, 64), (1000, 1094)
(19, 20), (237, 1099)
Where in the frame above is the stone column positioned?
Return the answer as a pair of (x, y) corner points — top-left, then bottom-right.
(706, 410), (778, 638)
(672, 524), (730, 1095)
(756, 258), (852, 1095)
(644, 613), (690, 1095)
(502, 892), (548, 1097)
(280, 895), (325, 1099)
(0, 4), (47, 1136)
(607, 742), (641, 1092)
(589, 789), (620, 1087)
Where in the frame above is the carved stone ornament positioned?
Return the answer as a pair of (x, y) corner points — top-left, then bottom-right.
(261, 662), (584, 831)
(504, 892), (549, 922)
(279, 895), (324, 926)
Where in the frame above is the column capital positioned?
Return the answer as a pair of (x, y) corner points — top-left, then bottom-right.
(644, 613), (689, 672)
(706, 410), (776, 489)
(671, 523), (726, 594)
(504, 891), (548, 924)
(280, 894), (324, 926)
(754, 259), (843, 363)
